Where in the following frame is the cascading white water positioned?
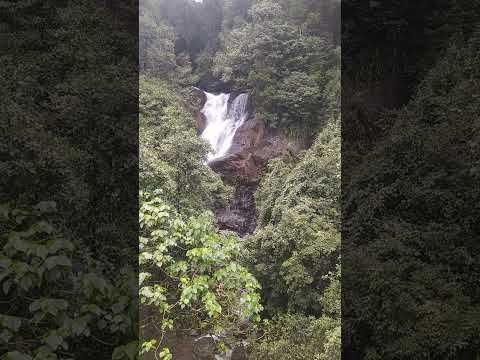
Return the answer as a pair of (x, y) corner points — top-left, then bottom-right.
(201, 91), (249, 161)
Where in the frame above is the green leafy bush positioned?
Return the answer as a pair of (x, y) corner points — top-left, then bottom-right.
(249, 266), (340, 360)
(244, 122), (340, 315)
(0, 202), (136, 359)
(343, 31), (480, 359)
(241, 120), (340, 359)
(213, 0), (339, 133)
(139, 191), (262, 358)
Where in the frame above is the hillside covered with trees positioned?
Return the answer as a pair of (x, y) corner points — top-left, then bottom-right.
(139, 0), (340, 359)
(140, 0), (480, 359)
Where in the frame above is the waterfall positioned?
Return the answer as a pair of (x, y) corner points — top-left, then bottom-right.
(200, 91), (249, 161)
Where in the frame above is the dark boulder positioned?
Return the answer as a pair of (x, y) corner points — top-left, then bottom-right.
(192, 335), (217, 360)
(209, 117), (289, 183)
(195, 110), (207, 134)
(213, 184), (257, 236)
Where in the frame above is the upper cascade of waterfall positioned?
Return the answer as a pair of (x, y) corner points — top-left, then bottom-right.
(200, 91), (249, 161)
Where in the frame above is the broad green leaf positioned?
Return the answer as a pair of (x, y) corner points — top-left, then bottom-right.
(44, 332), (63, 350)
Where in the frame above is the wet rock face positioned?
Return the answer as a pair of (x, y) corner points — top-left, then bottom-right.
(192, 87), (207, 108)
(208, 116), (292, 235)
(193, 336), (217, 360)
(192, 88), (207, 134)
(195, 110), (207, 134)
(214, 184), (257, 236)
(209, 117), (290, 184)
(207, 114), (290, 235)
(193, 91), (300, 236)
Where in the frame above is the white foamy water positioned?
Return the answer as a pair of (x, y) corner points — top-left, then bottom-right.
(200, 91), (249, 161)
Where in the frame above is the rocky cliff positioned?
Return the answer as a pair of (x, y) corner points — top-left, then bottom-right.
(192, 90), (299, 235)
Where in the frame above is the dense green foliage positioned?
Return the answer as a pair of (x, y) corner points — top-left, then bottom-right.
(246, 123), (340, 314)
(343, 0), (477, 91)
(249, 267), (340, 360)
(1, 1), (138, 358)
(214, 0), (339, 133)
(139, 192), (262, 358)
(1, 203), (136, 360)
(140, 11), (177, 79)
(243, 123), (340, 358)
(341, 2), (480, 358)
(343, 30), (480, 359)
(140, 0), (339, 134)
(1, 1), (137, 234)
(140, 0), (225, 87)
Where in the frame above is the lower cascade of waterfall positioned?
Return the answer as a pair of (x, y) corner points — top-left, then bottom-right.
(200, 91), (249, 161)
